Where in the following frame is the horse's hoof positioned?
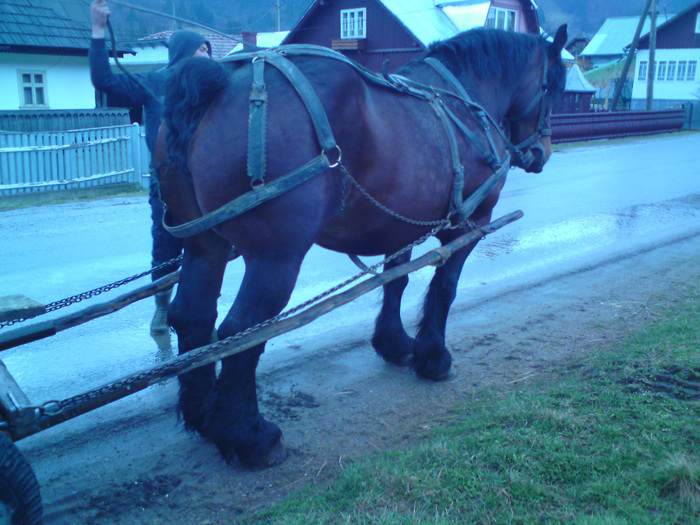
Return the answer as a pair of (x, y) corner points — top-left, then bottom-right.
(380, 351), (413, 367)
(247, 440), (289, 471)
(413, 351), (452, 381)
(372, 332), (414, 366)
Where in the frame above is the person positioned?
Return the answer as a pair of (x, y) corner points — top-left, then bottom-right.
(89, 0), (212, 335)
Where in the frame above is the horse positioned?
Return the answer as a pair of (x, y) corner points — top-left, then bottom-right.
(154, 25), (568, 468)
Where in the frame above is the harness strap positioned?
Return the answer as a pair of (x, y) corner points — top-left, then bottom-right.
(460, 161), (510, 220)
(164, 154), (331, 238)
(426, 95), (465, 219)
(258, 50), (337, 154)
(248, 57), (268, 186)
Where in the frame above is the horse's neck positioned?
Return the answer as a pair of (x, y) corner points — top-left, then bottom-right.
(412, 61), (513, 124)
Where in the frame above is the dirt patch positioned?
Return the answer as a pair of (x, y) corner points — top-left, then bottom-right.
(24, 233), (700, 524)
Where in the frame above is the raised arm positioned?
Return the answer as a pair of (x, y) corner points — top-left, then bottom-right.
(88, 0), (157, 107)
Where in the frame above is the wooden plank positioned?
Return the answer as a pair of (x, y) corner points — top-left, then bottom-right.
(0, 295), (46, 323)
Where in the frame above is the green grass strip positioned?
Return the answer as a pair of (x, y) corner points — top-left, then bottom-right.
(259, 293), (700, 524)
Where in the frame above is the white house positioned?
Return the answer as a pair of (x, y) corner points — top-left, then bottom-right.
(580, 13), (674, 69)
(0, 0), (122, 112)
(631, 1), (700, 113)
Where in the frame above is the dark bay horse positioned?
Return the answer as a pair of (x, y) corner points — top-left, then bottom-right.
(155, 26), (567, 468)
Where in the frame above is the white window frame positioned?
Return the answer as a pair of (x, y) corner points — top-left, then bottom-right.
(18, 70), (48, 108)
(657, 61), (667, 81)
(638, 61), (648, 81)
(695, 12), (700, 33)
(677, 60), (687, 81)
(666, 61), (676, 81)
(340, 8), (366, 39)
(687, 61), (697, 81)
(485, 7), (518, 31)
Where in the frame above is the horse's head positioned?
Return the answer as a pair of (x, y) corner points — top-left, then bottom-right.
(506, 25), (567, 173)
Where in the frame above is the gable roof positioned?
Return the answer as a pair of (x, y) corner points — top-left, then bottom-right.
(637, 0), (700, 47)
(287, 0), (539, 48)
(581, 12), (675, 58)
(0, 0), (130, 56)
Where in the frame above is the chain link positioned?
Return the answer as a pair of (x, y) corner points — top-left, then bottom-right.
(0, 256), (183, 329)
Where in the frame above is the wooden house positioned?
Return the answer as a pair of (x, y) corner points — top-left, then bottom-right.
(553, 64), (597, 114)
(631, 1), (700, 116)
(282, 0), (541, 72)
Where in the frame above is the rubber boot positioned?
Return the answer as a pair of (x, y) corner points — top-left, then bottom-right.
(150, 289), (172, 336)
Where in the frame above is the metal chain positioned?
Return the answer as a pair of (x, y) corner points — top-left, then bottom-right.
(33, 161), (475, 415)
(48, 223), (447, 416)
(0, 256), (183, 329)
(339, 164), (449, 227)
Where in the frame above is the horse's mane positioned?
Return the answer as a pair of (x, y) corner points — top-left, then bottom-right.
(422, 29), (563, 89)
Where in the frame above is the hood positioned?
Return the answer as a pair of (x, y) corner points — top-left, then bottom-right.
(167, 30), (211, 67)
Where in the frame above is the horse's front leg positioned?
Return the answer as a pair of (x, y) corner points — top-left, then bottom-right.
(168, 232), (230, 434)
(206, 253), (305, 468)
(414, 228), (479, 380)
(372, 250), (414, 365)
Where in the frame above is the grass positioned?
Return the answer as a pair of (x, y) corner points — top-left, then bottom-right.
(257, 289), (700, 524)
(0, 185), (145, 211)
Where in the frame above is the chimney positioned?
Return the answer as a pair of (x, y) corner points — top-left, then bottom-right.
(241, 31), (258, 46)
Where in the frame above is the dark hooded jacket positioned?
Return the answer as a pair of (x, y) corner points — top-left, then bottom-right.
(89, 31), (211, 156)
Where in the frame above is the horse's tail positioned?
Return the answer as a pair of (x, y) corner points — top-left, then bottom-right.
(163, 57), (229, 173)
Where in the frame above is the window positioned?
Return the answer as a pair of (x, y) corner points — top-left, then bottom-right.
(18, 71), (47, 107)
(485, 7), (517, 31)
(688, 61), (698, 81)
(666, 61), (676, 81)
(340, 8), (366, 39)
(657, 61), (667, 81)
(695, 12), (700, 33)
(677, 61), (687, 80)
(638, 61), (648, 81)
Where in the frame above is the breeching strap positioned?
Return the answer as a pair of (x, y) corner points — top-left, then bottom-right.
(248, 58), (268, 187)
(164, 155), (331, 238)
(165, 50), (339, 238)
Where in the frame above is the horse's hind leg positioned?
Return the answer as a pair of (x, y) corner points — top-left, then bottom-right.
(168, 232), (230, 434)
(414, 229), (478, 380)
(371, 250), (414, 365)
(206, 253), (306, 468)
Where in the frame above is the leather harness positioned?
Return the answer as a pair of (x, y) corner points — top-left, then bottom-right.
(164, 44), (549, 238)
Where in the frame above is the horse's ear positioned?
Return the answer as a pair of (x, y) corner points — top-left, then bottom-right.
(548, 24), (568, 60)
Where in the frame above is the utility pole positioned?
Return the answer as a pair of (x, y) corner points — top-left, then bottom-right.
(275, 0), (281, 32)
(646, 0), (658, 110)
(610, 0), (652, 111)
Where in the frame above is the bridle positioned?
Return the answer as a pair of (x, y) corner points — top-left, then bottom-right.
(501, 52), (552, 168)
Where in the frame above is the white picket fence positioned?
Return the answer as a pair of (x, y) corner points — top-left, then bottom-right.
(0, 123), (147, 196)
